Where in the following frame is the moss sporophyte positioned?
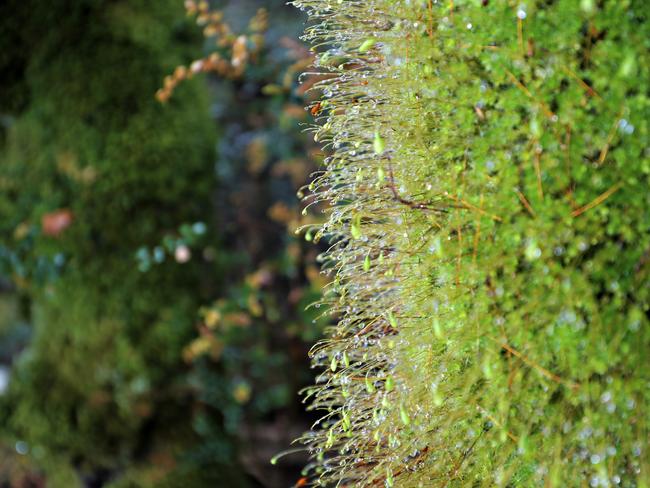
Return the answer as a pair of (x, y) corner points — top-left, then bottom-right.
(290, 0), (649, 487)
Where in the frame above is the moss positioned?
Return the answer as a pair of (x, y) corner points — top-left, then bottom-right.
(0, 0), (246, 485)
(294, 0), (649, 486)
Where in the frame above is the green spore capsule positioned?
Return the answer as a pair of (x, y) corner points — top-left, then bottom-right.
(330, 356), (338, 372)
(363, 254), (371, 271)
(350, 214), (362, 239)
(432, 391), (443, 407)
(359, 38), (376, 52)
(326, 428), (335, 448)
(365, 374), (376, 394)
(433, 317), (443, 338)
(373, 131), (385, 154)
(399, 404), (411, 426)
(342, 410), (351, 431)
(482, 360), (493, 379)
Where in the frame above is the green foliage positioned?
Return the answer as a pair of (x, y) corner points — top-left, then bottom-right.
(0, 0), (248, 485)
(294, 0), (649, 486)
(0, 0), (214, 283)
(1, 0), (326, 485)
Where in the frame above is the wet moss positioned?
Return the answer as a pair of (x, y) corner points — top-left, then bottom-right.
(294, 0), (649, 486)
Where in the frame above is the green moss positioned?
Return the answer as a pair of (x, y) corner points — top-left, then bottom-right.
(0, 0), (247, 485)
(294, 0), (649, 486)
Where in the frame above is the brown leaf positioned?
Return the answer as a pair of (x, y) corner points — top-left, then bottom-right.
(41, 209), (73, 237)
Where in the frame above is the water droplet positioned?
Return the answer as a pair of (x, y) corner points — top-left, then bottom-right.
(192, 222), (207, 235)
(15, 441), (28, 455)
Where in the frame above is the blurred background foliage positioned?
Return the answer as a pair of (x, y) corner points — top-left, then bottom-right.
(0, 0), (324, 486)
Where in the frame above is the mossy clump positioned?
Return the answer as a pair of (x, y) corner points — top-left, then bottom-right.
(293, 0), (649, 486)
(0, 0), (246, 485)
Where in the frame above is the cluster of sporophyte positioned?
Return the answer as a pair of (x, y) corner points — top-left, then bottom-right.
(290, 0), (648, 486)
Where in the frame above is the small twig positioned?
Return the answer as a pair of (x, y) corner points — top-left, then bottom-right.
(571, 182), (623, 218)
(635, 247), (650, 274)
(427, 0), (434, 39)
(598, 108), (625, 165)
(562, 125), (579, 209)
(441, 429), (484, 487)
(506, 70), (555, 119)
(533, 147), (544, 199)
(444, 192), (502, 222)
(472, 193), (485, 264)
(385, 163), (449, 213)
(495, 339), (580, 390)
(475, 404), (519, 443)
(561, 66), (601, 99)
(456, 222), (463, 286)
(514, 188), (536, 217)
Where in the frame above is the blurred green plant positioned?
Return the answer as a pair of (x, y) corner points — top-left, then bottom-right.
(154, 2), (329, 485)
(0, 0), (247, 485)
